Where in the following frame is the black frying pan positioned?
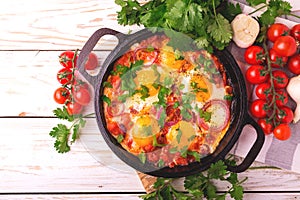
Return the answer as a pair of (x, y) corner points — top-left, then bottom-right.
(77, 28), (265, 178)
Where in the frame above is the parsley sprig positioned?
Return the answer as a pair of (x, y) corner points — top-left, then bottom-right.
(115, 0), (242, 52)
(140, 158), (247, 200)
(50, 106), (95, 153)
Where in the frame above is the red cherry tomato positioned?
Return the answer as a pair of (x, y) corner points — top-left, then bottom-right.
(273, 35), (297, 57)
(273, 124), (291, 140)
(107, 121), (124, 136)
(73, 87), (91, 106)
(244, 45), (264, 65)
(134, 47), (159, 66)
(73, 79), (89, 91)
(66, 101), (83, 115)
(269, 48), (288, 68)
(59, 51), (77, 68)
(57, 68), (73, 85)
(257, 118), (273, 135)
(255, 82), (271, 99)
(110, 75), (121, 89)
(274, 89), (288, 107)
(53, 87), (70, 104)
(250, 99), (268, 118)
(114, 51), (134, 67)
(287, 54), (300, 75)
(290, 24), (300, 41)
(267, 23), (289, 42)
(245, 65), (269, 84)
(84, 52), (99, 70)
(276, 106), (294, 124)
(271, 70), (289, 89)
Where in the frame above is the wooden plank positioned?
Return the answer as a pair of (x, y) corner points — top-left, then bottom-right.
(0, 118), (144, 193)
(0, 50), (110, 116)
(0, 194), (141, 200)
(1, 117), (300, 193)
(1, 193), (300, 200)
(0, 0), (141, 50)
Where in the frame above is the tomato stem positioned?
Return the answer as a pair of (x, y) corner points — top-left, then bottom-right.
(248, 5), (268, 16)
(262, 36), (282, 127)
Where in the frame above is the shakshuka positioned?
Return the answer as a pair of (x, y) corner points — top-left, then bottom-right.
(102, 34), (233, 168)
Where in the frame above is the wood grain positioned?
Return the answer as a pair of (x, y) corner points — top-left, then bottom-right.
(1, 0), (300, 198)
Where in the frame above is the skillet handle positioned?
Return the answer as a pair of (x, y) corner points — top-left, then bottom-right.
(226, 113), (265, 173)
(76, 28), (125, 87)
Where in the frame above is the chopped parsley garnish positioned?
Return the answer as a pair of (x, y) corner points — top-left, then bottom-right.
(101, 95), (111, 106)
(134, 85), (150, 100)
(176, 128), (182, 144)
(190, 81), (208, 93)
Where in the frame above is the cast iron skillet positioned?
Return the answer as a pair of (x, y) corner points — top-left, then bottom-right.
(77, 28), (265, 178)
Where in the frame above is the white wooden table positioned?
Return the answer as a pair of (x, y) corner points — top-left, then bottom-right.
(1, 0), (300, 199)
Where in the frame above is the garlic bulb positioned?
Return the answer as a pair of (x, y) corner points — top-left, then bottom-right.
(286, 75), (300, 123)
(231, 14), (260, 48)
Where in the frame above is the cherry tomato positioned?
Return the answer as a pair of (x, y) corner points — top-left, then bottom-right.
(273, 124), (291, 140)
(257, 118), (273, 135)
(73, 87), (91, 106)
(244, 46), (264, 65)
(268, 48), (288, 68)
(57, 68), (73, 85)
(53, 87), (70, 104)
(84, 52), (99, 70)
(276, 106), (294, 124)
(107, 121), (124, 136)
(114, 51), (134, 67)
(110, 75), (121, 89)
(134, 47), (159, 66)
(245, 65), (269, 84)
(59, 51), (77, 68)
(66, 101), (83, 115)
(107, 102), (125, 117)
(271, 70), (289, 89)
(267, 23), (289, 43)
(290, 24), (300, 41)
(73, 79), (89, 91)
(255, 82), (271, 99)
(273, 35), (297, 57)
(287, 54), (300, 75)
(274, 89), (288, 107)
(250, 99), (268, 118)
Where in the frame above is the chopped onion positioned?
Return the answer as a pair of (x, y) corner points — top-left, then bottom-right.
(133, 47), (159, 66)
(197, 99), (230, 133)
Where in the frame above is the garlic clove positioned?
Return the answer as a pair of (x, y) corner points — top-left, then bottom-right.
(231, 14), (260, 48)
(286, 75), (300, 123)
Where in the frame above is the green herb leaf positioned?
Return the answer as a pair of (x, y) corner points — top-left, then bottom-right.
(246, 0), (266, 6)
(50, 124), (70, 153)
(138, 152), (146, 164)
(207, 14), (232, 46)
(53, 106), (74, 122)
(102, 95), (111, 106)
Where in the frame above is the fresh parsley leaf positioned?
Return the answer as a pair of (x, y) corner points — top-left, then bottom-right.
(103, 81), (113, 88)
(138, 152), (146, 164)
(50, 105), (93, 153)
(246, 0), (266, 6)
(115, 0), (239, 51)
(134, 85), (150, 100)
(117, 134), (124, 143)
(101, 95), (111, 106)
(143, 158), (247, 200)
(50, 124), (70, 153)
(207, 14), (232, 45)
(218, 2), (242, 22)
(53, 107), (74, 122)
(176, 128), (182, 144)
